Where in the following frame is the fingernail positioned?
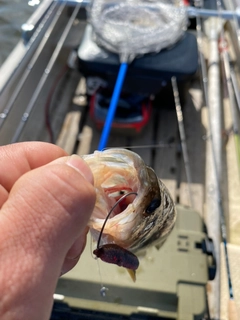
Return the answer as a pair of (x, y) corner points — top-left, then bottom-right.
(66, 155), (93, 184)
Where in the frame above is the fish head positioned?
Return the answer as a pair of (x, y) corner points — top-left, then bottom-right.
(82, 148), (176, 253)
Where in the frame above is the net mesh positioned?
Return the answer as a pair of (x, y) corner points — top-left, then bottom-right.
(89, 0), (188, 62)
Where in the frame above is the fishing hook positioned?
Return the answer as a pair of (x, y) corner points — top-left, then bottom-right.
(93, 192), (140, 273)
(96, 191), (138, 249)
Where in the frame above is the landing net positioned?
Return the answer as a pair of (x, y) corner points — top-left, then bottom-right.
(89, 0), (188, 62)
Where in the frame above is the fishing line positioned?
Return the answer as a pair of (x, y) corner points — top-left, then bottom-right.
(102, 142), (176, 151)
(89, 231), (108, 296)
(96, 258), (109, 297)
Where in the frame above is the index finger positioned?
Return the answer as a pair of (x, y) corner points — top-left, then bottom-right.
(0, 142), (68, 192)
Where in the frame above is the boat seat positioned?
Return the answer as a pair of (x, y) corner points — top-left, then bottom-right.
(78, 24), (198, 95)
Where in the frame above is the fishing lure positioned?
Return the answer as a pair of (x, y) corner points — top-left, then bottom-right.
(93, 192), (139, 281)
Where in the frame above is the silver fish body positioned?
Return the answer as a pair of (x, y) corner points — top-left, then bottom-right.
(82, 148), (176, 253)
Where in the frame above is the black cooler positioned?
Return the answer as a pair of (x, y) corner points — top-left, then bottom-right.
(77, 24), (199, 95)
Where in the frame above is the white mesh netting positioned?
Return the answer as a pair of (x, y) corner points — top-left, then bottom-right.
(89, 0), (188, 62)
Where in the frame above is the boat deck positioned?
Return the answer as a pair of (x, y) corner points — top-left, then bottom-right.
(55, 66), (240, 319)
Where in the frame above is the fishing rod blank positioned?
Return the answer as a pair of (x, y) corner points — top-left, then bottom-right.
(219, 37), (240, 180)
(216, 0), (240, 313)
(195, 5), (221, 319)
(171, 76), (194, 208)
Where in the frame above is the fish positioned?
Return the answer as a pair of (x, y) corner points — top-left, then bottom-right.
(82, 148), (176, 278)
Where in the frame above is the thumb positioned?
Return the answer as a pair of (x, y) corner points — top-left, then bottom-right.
(0, 155), (96, 320)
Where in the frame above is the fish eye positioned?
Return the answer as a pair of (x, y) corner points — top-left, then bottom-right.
(146, 198), (161, 214)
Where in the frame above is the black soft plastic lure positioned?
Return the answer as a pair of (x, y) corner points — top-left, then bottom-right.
(93, 192), (139, 280)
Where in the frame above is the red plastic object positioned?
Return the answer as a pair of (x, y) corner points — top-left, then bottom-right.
(89, 91), (152, 134)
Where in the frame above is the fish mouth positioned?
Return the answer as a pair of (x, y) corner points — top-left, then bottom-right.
(86, 170), (142, 244)
(88, 173), (140, 246)
(102, 190), (137, 217)
(90, 171), (139, 221)
(82, 149), (148, 245)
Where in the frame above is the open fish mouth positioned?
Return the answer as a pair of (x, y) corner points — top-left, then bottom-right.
(82, 148), (176, 252)
(92, 170), (139, 219)
(82, 149), (142, 245)
(103, 190), (137, 217)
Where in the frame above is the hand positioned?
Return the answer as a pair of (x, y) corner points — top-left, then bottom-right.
(0, 142), (96, 320)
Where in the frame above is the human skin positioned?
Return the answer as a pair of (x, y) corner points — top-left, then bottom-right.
(0, 142), (96, 320)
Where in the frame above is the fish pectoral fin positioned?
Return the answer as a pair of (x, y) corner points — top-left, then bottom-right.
(127, 268), (136, 282)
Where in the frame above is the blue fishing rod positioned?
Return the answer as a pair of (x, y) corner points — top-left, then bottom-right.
(98, 62), (128, 151)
